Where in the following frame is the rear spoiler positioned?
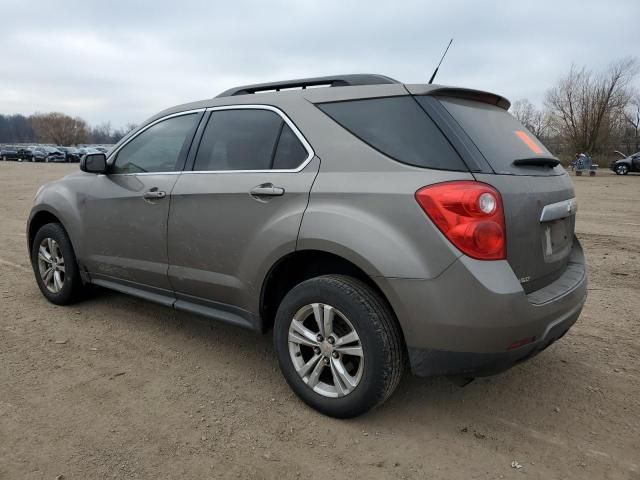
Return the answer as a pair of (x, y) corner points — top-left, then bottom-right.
(404, 84), (511, 110)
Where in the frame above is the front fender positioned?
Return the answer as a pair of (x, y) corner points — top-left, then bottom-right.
(28, 178), (86, 261)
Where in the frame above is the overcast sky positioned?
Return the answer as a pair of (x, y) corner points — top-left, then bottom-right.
(1, 0), (638, 128)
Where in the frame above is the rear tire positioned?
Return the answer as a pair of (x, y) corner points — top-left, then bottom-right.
(274, 274), (405, 418)
(30, 223), (86, 305)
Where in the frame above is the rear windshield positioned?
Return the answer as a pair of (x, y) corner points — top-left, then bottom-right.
(435, 96), (553, 173)
(317, 96), (467, 171)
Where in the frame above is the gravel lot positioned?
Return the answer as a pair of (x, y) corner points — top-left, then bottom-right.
(1, 162), (638, 480)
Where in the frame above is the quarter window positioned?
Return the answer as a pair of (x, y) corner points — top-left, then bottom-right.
(112, 114), (198, 174)
(273, 124), (308, 170)
(317, 96), (466, 171)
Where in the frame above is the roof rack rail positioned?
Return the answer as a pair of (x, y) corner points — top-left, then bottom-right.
(216, 74), (400, 98)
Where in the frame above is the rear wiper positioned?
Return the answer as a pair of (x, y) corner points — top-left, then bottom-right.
(512, 157), (560, 168)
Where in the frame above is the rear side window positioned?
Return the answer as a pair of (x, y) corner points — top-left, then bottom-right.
(317, 96), (466, 171)
(194, 109), (280, 171)
(435, 97), (553, 173)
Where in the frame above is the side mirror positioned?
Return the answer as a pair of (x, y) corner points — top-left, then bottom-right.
(80, 153), (108, 174)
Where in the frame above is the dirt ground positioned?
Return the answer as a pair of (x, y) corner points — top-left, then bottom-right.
(0, 162), (638, 480)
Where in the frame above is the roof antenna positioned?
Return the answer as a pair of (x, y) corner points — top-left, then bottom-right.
(428, 38), (453, 85)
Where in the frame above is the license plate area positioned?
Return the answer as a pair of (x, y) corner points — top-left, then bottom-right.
(541, 218), (572, 262)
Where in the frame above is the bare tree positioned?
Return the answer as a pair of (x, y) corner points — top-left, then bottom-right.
(90, 122), (114, 144)
(544, 57), (638, 154)
(510, 98), (550, 139)
(124, 123), (138, 135)
(623, 92), (640, 152)
(31, 112), (89, 145)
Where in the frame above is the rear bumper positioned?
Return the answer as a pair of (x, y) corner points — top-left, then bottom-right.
(407, 298), (581, 377)
(376, 238), (587, 377)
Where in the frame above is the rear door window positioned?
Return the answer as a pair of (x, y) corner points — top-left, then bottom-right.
(193, 109), (309, 171)
(317, 96), (467, 171)
(194, 109), (282, 171)
(433, 96), (556, 175)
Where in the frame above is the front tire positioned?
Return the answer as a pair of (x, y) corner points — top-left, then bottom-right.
(274, 275), (405, 418)
(615, 164), (629, 175)
(31, 223), (86, 305)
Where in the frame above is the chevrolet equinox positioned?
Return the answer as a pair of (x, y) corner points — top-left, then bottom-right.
(28, 74), (587, 418)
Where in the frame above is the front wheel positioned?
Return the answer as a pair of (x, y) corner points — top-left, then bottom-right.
(274, 275), (405, 418)
(31, 223), (86, 305)
(616, 164), (629, 175)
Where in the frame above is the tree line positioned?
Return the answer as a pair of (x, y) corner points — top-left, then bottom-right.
(511, 57), (639, 163)
(0, 113), (137, 146)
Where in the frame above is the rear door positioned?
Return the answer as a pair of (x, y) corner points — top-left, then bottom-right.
(422, 95), (576, 292)
(167, 106), (319, 318)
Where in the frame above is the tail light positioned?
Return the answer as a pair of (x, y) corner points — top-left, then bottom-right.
(415, 181), (506, 260)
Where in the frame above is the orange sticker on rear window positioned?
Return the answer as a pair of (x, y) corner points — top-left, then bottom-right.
(514, 130), (543, 154)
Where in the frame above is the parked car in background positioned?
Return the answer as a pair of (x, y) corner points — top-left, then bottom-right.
(1, 145), (21, 161)
(29, 146), (65, 163)
(27, 74), (587, 418)
(76, 147), (101, 159)
(18, 146), (37, 162)
(43, 146), (66, 163)
(69, 148), (83, 162)
(30, 147), (47, 162)
(57, 146), (82, 163)
(610, 151), (640, 175)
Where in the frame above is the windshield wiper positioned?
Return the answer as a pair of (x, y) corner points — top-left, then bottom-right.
(512, 157), (560, 168)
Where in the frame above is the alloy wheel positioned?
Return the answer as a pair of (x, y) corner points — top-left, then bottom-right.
(288, 303), (364, 398)
(37, 237), (65, 293)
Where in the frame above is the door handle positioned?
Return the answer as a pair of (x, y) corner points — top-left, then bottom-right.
(250, 184), (285, 197)
(143, 188), (166, 200)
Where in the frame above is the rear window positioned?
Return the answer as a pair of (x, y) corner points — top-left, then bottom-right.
(317, 96), (467, 171)
(434, 97), (553, 173)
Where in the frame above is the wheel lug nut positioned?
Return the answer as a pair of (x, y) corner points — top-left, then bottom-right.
(323, 357), (330, 365)
(316, 334), (323, 342)
(327, 337), (335, 345)
(332, 352), (339, 359)
(313, 347), (321, 355)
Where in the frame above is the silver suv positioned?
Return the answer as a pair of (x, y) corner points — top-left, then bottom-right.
(28, 74), (587, 418)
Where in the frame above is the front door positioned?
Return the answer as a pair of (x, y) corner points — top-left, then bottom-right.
(167, 107), (318, 321)
(81, 112), (202, 293)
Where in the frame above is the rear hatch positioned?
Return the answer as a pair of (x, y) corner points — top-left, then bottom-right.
(430, 95), (576, 293)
